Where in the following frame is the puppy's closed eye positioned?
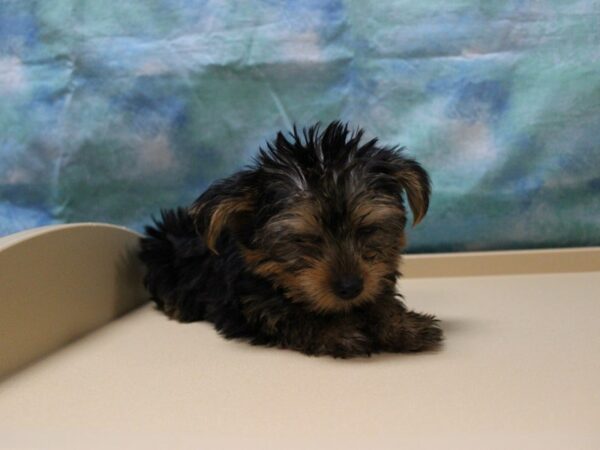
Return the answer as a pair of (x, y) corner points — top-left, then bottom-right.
(356, 225), (380, 239)
(291, 234), (324, 246)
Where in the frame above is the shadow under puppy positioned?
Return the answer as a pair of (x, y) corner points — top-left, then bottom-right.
(139, 122), (442, 358)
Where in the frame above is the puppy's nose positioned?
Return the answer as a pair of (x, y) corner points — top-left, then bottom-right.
(333, 276), (364, 300)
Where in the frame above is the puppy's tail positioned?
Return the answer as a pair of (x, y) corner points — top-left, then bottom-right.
(138, 208), (208, 321)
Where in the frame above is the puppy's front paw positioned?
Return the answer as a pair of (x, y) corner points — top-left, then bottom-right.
(313, 325), (373, 358)
(377, 309), (443, 353)
(406, 311), (443, 351)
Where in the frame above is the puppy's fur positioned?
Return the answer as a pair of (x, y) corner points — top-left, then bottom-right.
(139, 122), (442, 357)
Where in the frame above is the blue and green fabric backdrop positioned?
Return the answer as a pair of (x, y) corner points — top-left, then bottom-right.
(1, 1), (599, 251)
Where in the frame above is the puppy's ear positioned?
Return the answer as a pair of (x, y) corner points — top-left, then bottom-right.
(393, 157), (431, 226)
(189, 170), (257, 254)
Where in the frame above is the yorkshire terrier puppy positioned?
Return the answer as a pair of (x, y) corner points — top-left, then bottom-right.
(139, 122), (442, 358)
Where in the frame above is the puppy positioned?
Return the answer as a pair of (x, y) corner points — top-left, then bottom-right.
(139, 122), (442, 357)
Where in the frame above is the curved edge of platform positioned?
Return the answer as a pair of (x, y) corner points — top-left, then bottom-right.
(0, 224), (149, 379)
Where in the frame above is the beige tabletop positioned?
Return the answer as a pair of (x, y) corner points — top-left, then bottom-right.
(1, 255), (599, 449)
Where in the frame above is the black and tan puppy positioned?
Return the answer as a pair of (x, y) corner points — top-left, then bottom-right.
(139, 122), (442, 357)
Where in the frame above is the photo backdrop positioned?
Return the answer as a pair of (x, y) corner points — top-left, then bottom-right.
(1, 0), (599, 251)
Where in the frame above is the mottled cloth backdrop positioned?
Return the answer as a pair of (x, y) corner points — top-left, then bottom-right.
(1, 1), (599, 251)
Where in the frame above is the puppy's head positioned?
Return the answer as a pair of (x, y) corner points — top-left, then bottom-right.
(191, 122), (430, 313)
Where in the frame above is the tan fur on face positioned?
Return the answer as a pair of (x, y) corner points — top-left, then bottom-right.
(244, 246), (398, 313)
(352, 198), (403, 226)
(243, 248), (299, 291)
(241, 248), (269, 265)
(291, 257), (396, 313)
(263, 200), (321, 236)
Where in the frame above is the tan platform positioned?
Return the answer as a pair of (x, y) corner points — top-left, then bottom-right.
(0, 225), (599, 449)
